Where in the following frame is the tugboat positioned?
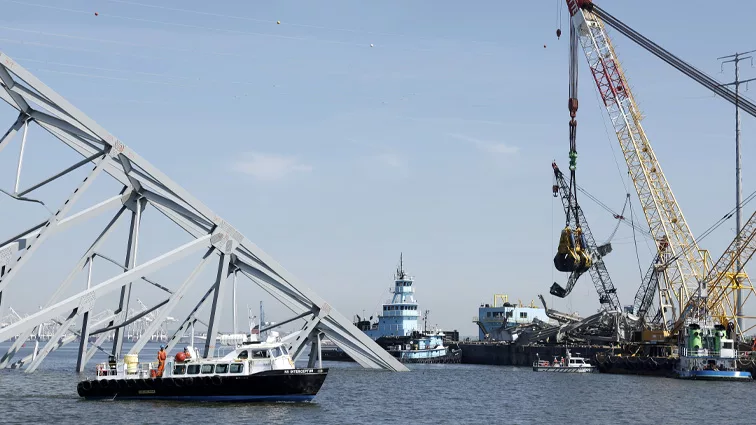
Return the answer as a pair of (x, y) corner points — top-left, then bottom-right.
(532, 349), (596, 373)
(77, 333), (329, 401)
(325, 254), (460, 364)
(367, 255), (460, 363)
(673, 321), (752, 381)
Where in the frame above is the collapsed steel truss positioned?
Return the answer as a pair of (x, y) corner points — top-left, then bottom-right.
(0, 50), (407, 372)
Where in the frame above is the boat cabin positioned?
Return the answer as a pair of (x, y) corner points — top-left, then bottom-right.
(93, 341), (295, 381)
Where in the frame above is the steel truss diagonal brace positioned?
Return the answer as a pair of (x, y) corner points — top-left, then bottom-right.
(0, 205), (127, 368)
(25, 309), (80, 373)
(287, 310), (325, 360)
(0, 150), (110, 299)
(9, 312), (116, 370)
(0, 235), (211, 342)
(235, 259), (408, 371)
(128, 247), (215, 355)
(164, 286), (216, 354)
(0, 113), (25, 156)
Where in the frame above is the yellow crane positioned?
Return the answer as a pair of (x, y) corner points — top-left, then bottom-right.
(563, 0), (756, 335)
(672, 210), (756, 335)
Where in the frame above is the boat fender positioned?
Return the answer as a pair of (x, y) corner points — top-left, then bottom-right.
(126, 379), (136, 389)
(202, 376), (212, 386)
(184, 377), (193, 386)
(211, 376), (222, 386)
(174, 378), (183, 387)
(100, 379), (109, 389)
(164, 378), (175, 387)
(81, 380), (92, 391)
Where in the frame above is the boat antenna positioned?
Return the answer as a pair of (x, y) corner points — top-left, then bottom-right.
(396, 252), (406, 280)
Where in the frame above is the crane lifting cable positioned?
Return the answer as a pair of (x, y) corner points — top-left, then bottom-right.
(554, 23), (592, 275)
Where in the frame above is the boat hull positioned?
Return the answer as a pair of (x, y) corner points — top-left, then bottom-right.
(675, 370), (753, 381)
(322, 347), (461, 364)
(532, 366), (596, 373)
(77, 368), (328, 402)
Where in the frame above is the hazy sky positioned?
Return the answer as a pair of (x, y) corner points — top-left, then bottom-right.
(0, 0), (754, 338)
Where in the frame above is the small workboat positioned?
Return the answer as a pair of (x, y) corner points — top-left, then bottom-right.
(674, 322), (752, 381)
(77, 338), (329, 402)
(532, 349), (596, 373)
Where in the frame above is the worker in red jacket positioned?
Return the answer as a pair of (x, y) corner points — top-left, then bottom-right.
(156, 345), (167, 377)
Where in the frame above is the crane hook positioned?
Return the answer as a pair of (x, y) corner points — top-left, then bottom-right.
(556, 28), (562, 39)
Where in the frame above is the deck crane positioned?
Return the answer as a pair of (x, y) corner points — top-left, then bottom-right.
(564, 0), (756, 334)
(550, 162), (620, 310)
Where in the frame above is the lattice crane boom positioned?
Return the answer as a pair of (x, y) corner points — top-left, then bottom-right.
(673, 210), (756, 335)
(566, 0), (707, 328)
(550, 162), (620, 310)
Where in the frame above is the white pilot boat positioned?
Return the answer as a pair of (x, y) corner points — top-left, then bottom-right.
(532, 349), (596, 373)
(77, 336), (328, 402)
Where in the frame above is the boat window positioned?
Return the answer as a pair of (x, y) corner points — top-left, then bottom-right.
(187, 364), (201, 375)
(201, 364), (214, 374)
(215, 364), (229, 373)
(229, 363), (243, 373)
(271, 347), (283, 357)
(173, 364), (186, 375)
(252, 349), (268, 358)
(237, 350), (249, 360)
(281, 346), (289, 355)
(723, 342), (733, 349)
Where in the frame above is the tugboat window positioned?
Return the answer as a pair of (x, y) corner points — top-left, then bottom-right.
(238, 350), (249, 359)
(229, 363), (243, 373)
(187, 364), (201, 375)
(173, 364), (186, 375)
(215, 364), (229, 373)
(201, 364), (214, 374)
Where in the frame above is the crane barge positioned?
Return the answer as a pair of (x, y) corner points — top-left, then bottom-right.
(559, 0), (756, 378)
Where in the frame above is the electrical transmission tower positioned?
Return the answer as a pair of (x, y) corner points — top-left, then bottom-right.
(718, 49), (756, 333)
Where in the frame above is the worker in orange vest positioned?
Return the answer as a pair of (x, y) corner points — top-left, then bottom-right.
(156, 345), (167, 377)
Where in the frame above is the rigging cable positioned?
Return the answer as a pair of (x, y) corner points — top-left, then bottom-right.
(628, 195), (645, 282)
(603, 193), (630, 244)
(576, 185), (652, 239)
(661, 187), (756, 269)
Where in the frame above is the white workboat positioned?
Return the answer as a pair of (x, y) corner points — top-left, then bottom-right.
(532, 349), (596, 373)
(77, 335), (329, 402)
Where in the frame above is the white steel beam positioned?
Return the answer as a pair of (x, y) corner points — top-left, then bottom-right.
(128, 247), (214, 355)
(25, 309), (80, 373)
(0, 206), (126, 368)
(203, 254), (231, 358)
(0, 235), (211, 342)
(0, 151), (109, 299)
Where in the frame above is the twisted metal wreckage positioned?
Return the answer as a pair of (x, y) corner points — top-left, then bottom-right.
(0, 50), (408, 372)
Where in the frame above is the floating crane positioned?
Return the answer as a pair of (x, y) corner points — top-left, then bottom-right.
(671, 210), (756, 336)
(550, 162), (620, 311)
(563, 0), (756, 334)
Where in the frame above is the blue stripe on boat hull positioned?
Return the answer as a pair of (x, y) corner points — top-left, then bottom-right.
(83, 395), (315, 402)
(678, 370), (752, 381)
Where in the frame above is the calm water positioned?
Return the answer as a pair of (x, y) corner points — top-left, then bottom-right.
(0, 341), (754, 425)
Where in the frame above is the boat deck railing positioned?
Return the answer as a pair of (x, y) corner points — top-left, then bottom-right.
(680, 348), (737, 358)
